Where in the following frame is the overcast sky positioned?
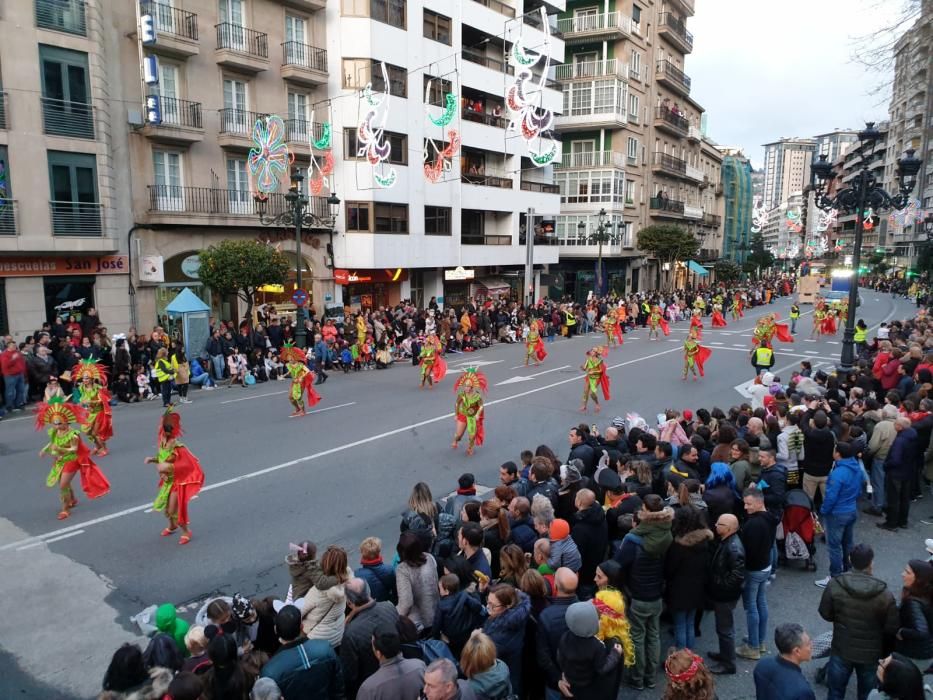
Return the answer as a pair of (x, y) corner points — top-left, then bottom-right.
(688, 0), (908, 168)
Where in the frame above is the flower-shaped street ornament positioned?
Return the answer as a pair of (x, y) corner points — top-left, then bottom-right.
(248, 115), (290, 194)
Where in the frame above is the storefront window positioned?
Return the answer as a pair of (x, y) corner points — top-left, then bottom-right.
(44, 275), (95, 324)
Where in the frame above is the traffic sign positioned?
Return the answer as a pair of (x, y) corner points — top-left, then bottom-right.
(291, 289), (309, 307)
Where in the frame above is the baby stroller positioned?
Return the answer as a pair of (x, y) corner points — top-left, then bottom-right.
(777, 489), (817, 571)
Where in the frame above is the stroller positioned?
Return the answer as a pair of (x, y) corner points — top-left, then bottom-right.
(777, 489), (818, 571)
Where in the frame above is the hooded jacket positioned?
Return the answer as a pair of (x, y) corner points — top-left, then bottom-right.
(509, 515), (537, 554)
(547, 533), (582, 573)
(433, 590), (487, 657)
(468, 659), (512, 700)
(664, 528), (714, 612)
(571, 502), (609, 585)
(615, 507), (674, 601)
(482, 591), (532, 692)
(818, 571), (899, 664)
(155, 604), (190, 656)
(286, 555), (328, 599)
(98, 667), (173, 700)
(821, 456), (864, 516)
(301, 567), (353, 648)
(886, 427), (920, 480)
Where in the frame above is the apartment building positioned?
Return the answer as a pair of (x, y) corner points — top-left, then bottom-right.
(720, 148), (753, 264)
(761, 137), (817, 212)
(0, 0), (136, 338)
(813, 129), (859, 165)
(549, 0), (723, 299)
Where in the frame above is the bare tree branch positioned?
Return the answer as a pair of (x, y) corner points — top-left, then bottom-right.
(849, 0), (922, 97)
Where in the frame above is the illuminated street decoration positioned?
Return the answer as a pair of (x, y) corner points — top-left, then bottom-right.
(356, 62), (397, 188)
(423, 78), (461, 183)
(750, 199), (767, 233)
(308, 108), (335, 196)
(248, 115), (290, 194)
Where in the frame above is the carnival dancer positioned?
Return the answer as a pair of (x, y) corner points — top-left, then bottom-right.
(144, 408), (204, 545)
(418, 332), (447, 389)
(683, 327), (712, 381)
(693, 296), (707, 316)
(730, 293), (744, 320)
(689, 309), (704, 340)
(280, 342), (320, 416)
(811, 300), (825, 339)
(36, 396), (110, 520)
(821, 307), (838, 335)
(648, 305), (671, 341)
(525, 319), (547, 366)
(451, 367), (487, 456)
(580, 346), (611, 413)
(73, 358), (113, 456)
(711, 302), (728, 328)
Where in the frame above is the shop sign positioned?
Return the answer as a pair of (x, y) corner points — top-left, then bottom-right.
(181, 255), (201, 279)
(139, 254), (165, 283)
(334, 268), (407, 285)
(444, 266), (475, 281)
(0, 255), (129, 277)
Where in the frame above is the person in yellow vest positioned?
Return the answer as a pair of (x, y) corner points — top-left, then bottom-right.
(789, 303), (800, 334)
(750, 344), (774, 378)
(854, 319), (868, 356)
(564, 306), (577, 337)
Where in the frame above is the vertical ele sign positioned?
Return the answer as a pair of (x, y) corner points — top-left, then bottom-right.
(137, 2), (161, 124)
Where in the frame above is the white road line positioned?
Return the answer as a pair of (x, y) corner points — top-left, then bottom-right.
(17, 530), (85, 550)
(827, 341), (839, 345)
(709, 342), (724, 345)
(0, 345), (683, 552)
(287, 401), (356, 418)
(221, 390), (288, 404)
(805, 351), (820, 355)
(804, 339), (816, 343)
(732, 344), (746, 348)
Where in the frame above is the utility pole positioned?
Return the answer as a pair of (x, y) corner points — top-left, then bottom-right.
(524, 207), (535, 306)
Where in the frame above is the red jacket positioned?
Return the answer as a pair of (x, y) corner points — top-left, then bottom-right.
(0, 348), (26, 377)
(880, 358), (901, 391)
(873, 351), (891, 380)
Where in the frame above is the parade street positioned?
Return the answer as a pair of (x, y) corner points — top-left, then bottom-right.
(0, 291), (924, 699)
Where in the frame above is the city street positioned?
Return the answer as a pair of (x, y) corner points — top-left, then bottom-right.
(0, 291), (925, 699)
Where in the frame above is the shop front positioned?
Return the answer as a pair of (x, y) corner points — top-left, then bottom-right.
(336, 268), (407, 311)
(546, 259), (631, 303)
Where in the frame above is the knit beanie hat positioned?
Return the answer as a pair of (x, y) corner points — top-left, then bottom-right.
(549, 518), (570, 540)
(909, 559), (933, 585)
(565, 601), (599, 638)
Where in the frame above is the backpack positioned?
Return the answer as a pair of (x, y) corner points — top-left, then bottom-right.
(432, 512), (457, 562)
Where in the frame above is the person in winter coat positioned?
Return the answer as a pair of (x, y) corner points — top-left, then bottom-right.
(482, 584), (532, 695)
(400, 482), (438, 553)
(570, 489), (608, 599)
(801, 407), (837, 503)
(706, 513), (745, 675)
(506, 497), (537, 554)
(896, 560), (933, 667)
(461, 630), (512, 700)
(301, 546), (353, 648)
(479, 500), (511, 580)
(556, 601), (623, 700)
(100, 643), (173, 700)
(155, 603), (190, 657)
(728, 439), (753, 490)
(286, 541), (324, 599)
(757, 448), (787, 520)
(433, 574), (487, 658)
(546, 518), (582, 573)
(355, 537), (397, 604)
(395, 531), (440, 634)
(881, 418), (920, 530)
(703, 462), (742, 530)
(536, 568), (579, 698)
(819, 543), (899, 700)
(260, 605), (344, 699)
(753, 623), (816, 700)
(664, 506), (713, 649)
(817, 443), (865, 585)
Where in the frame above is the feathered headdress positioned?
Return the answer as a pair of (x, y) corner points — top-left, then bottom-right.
(279, 342), (306, 364)
(159, 406), (183, 441)
(688, 327), (700, 340)
(35, 396), (87, 430)
(589, 345), (609, 357)
(72, 358), (108, 386)
(453, 367), (488, 394)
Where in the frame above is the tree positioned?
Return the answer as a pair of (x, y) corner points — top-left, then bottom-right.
(745, 232), (775, 277)
(714, 259), (742, 285)
(636, 224), (699, 290)
(198, 240), (290, 322)
(867, 251), (889, 275)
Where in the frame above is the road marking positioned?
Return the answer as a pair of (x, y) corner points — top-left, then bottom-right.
(287, 402), (357, 418)
(496, 365), (571, 386)
(805, 351), (820, 355)
(732, 344), (746, 348)
(221, 390), (287, 404)
(709, 342), (724, 345)
(17, 530), (85, 550)
(804, 339), (816, 343)
(0, 345), (683, 552)
(451, 359), (504, 369)
(827, 341), (839, 345)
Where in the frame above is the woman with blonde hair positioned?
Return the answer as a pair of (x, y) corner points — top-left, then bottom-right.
(400, 482), (437, 551)
(496, 544), (527, 587)
(460, 630), (512, 699)
(301, 546), (352, 647)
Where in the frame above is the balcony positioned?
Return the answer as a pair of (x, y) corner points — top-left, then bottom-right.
(687, 125), (701, 142)
(280, 42), (328, 87)
(520, 181), (560, 193)
(649, 196), (685, 218)
(42, 97), (94, 140)
(652, 152), (687, 178)
(146, 2), (199, 59)
(218, 108), (266, 150)
(276, 0), (326, 10)
(656, 60), (691, 96)
(669, 0), (695, 17)
(215, 23), (269, 73)
(556, 12), (630, 44)
(461, 108), (508, 129)
(0, 92), (7, 130)
(555, 59), (628, 81)
(654, 106), (689, 137)
(140, 96), (204, 144)
(521, 8), (564, 39)
(554, 151), (625, 170)
(703, 213), (722, 227)
(470, 0), (516, 18)
(284, 120), (329, 156)
(684, 204), (702, 219)
(461, 173), (513, 189)
(557, 238), (625, 258)
(462, 234), (513, 245)
(35, 0), (86, 36)
(50, 201), (102, 236)
(685, 163), (705, 182)
(147, 185), (330, 221)
(658, 13), (693, 53)
(462, 49), (514, 76)
(0, 201), (17, 236)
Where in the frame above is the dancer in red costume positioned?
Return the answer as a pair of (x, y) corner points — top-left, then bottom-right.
(452, 367), (487, 456)
(280, 342), (321, 416)
(145, 408), (205, 545)
(711, 302), (728, 328)
(73, 358), (113, 456)
(525, 319), (547, 366)
(689, 309), (704, 340)
(36, 396), (110, 520)
(682, 327), (712, 381)
(581, 346), (611, 412)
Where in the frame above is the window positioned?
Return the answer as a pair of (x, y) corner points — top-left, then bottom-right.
(287, 91), (310, 140)
(39, 45), (93, 139)
(374, 203), (408, 233)
(344, 128), (408, 165)
(629, 93), (639, 121)
(625, 179), (635, 203)
(341, 0), (367, 14)
(630, 50), (641, 79)
(632, 4), (641, 24)
(462, 210), (485, 241)
(47, 150), (100, 235)
(346, 202), (371, 231)
(423, 9), (451, 45)
(222, 77), (249, 133)
(371, 0), (406, 29)
(152, 150), (184, 211)
(343, 59), (406, 97)
(425, 206), (451, 235)
(226, 158), (252, 213)
(424, 75), (453, 107)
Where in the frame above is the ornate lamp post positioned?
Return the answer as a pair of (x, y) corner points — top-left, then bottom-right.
(810, 122), (921, 372)
(254, 169), (340, 348)
(576, 207), (621, 296)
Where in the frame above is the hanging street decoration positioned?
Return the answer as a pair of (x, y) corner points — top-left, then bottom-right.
(815, 207), (837, 232)
(887, 198), (921, 235)
(308, 108), (335, 196)
(423, 77), (461, 183)
(356, 62), (397, 188)
(750, 199), (768, 234)
(248, 115), (290, 194)
(862, 207), (875, 231)
(785, 207), (802, 233)
(506, 6), (558, 167)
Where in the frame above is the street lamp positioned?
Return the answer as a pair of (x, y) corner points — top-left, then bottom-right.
(254, 169), (341, 348)
(577, 208), (622, 295)
(810, 122), (921, 372)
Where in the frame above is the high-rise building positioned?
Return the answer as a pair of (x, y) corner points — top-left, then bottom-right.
(720, 149), (753, 263)
(549, 0), (724, 298)
(813, 129), (859, 164)
(761, 137), (817, 211)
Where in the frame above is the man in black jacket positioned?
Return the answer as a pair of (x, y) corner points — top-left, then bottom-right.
(570, 489), (608, 599)
(801, 408), (837, 505)
(738, 487), (779, 661)
(205, 329), (226, 380)
(341, 578), (400, 698)
(707, 513), (745, 675)
(536, 568), (579, 699)
(880, 417), (920, 530)
(758, 449), (787, 519)
(568, 426), (596, 476)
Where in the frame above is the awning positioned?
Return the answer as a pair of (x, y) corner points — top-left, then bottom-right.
(473, 277), (512, 295)
(686, 260), (709, 275)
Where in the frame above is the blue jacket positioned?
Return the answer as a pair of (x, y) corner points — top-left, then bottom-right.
(355, 561), (397, 604)
(821, 457), (864, 516)
(261, 637), (344, 699)
(753, 656), (816, 700)
(885, 427), (919, 480)
(191, 361), (208, 379)
(313, 340), (328, 363)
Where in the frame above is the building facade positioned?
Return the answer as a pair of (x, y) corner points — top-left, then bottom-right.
(813, 129), (859, 165)
(761, 137), (816, 211)
(720, 148), (753, 263)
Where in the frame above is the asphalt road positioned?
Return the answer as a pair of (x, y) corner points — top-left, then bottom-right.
(0, 291), (923, 699)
